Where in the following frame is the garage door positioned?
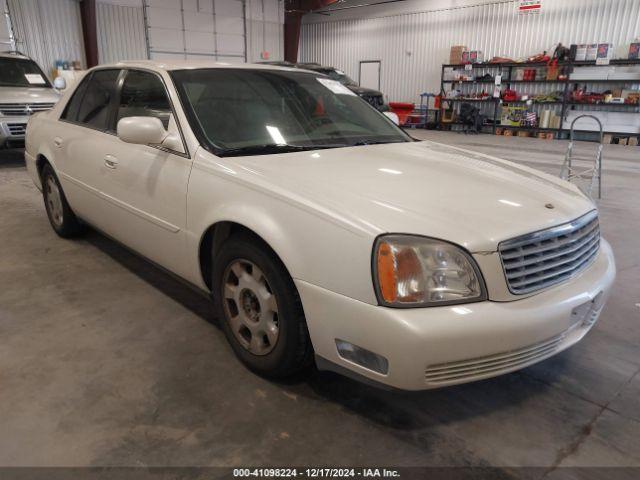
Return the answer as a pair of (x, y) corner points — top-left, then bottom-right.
(144, 0), (246, 62)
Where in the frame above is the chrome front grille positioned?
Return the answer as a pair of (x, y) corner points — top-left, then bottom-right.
(499, 211), (600, 294)
(7, 123), (27, 136)
(425, 332), (567, 385)
(0, 103), (56, 116)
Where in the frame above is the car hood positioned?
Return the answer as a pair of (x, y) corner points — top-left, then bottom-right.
(0, 86), (61, 104)
(225, 141), (595, 252)
(347, 85), (383, 97)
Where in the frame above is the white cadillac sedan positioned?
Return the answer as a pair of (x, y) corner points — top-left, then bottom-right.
(25, 61), (615, 390)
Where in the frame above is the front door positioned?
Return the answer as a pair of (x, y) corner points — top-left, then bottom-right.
(96, 69), (192, 276)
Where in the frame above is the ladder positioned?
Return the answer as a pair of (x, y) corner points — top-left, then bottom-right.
(560, 115), (603, 199)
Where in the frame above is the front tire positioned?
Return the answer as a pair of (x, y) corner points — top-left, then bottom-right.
(41, 164), (84, 238)
(212, 234), (313, 378)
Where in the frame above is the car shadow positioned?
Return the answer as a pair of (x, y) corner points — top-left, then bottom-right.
(83, 227), (557, 433)
(84, 230), (216, 325)
(0, 149), (26, 168)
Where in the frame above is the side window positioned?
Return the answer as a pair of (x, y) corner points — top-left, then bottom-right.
(61, 74), (91, 122)
(117, 70), (172, 129)
(75, 69), (120, 130)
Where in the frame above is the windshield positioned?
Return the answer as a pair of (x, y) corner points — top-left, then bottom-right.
(171, 68), (409, 156)
(319, 69), (357, 86)
(0, 57), (51, 88)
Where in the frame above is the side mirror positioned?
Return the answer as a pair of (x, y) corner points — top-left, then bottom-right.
(117, 116), (168, 145)
(53, 76), (67, 90)
(383, 111), (400, 126)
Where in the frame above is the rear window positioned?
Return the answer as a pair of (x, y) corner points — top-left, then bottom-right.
(0, 57), (51, 88)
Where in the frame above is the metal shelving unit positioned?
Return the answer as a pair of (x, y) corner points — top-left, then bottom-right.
(438, 59), (640, 139)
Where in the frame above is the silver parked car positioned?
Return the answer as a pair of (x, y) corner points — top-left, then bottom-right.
(0, 51), (61, 149)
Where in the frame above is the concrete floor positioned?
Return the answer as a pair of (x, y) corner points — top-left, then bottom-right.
(0, 133), (639, 474)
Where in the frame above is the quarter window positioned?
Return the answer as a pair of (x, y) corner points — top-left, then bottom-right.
(117, 70), (172, 129)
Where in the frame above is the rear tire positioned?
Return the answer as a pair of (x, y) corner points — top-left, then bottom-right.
(212, 234), (313, 378)
(41, 164), (84, 238)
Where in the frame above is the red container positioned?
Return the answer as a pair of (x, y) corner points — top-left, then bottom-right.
(388, 102), (415, 126)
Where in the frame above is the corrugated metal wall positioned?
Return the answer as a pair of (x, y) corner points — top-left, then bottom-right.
(300, 0), (640, 102)
(97, 2), (147, 63)
(7, 0), (85, 76)
(0, 0), (13, 49)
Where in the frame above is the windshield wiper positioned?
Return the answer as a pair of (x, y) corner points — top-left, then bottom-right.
(218, 143), (347, 157)
(352, 139), (403, 146)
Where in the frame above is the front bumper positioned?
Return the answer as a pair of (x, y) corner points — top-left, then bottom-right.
(297, 239), (616, 391)
(0, 115), (28, 147)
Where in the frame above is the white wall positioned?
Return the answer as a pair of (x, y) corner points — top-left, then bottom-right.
(97, 1), (148, 63)
(300, 0), (640, 102)
(7, 0), (86, 75)
(0, 0), (13, 50)
(5, 0), (284, 69)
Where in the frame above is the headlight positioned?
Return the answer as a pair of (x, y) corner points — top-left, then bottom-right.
(373, 235), (487, 307)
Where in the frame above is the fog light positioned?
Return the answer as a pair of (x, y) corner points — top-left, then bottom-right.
(335, 339), (389, 375)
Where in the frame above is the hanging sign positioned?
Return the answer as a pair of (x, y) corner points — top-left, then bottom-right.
(518, 0), (542, 15)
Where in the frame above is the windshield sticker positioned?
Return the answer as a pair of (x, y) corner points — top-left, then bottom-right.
(317, 77), (356, 96)
(25, 74), (46, 85)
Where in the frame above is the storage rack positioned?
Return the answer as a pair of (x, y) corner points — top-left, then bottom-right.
(438, 59), (640, 140)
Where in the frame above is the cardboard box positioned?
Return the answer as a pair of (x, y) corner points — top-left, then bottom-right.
(628, 137), (639, 146)
(450, 45), (466, 64)
(575, 44), (587, 61)
(586, 44), (598, 61)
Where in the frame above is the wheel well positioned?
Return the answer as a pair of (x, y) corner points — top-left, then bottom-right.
(35, 154), (50, 179)
(199, 222), (278, 291)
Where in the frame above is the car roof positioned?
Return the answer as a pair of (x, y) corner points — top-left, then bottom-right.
(0, 51), (32, 60)
(100, 60), (315, 74)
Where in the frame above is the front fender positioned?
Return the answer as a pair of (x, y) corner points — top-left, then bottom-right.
(185, 156), (378, 305)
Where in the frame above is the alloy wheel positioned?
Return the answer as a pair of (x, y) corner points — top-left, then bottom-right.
(45, 176), (64, 228)
(222, 259), (279, 355)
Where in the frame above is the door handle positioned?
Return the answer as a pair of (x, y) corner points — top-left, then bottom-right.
(104, 155), (119, 169)
(53, 137), (63, 148)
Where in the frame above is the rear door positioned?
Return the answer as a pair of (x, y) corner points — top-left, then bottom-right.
(56, 68), (123, 230)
